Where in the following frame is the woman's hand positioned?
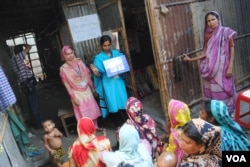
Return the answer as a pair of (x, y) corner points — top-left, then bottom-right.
(90, 64), (100, 77)
(92, 89), (99, 97)
(126, 119), (134, 125)
(72, 98), (80, 106)
(183, 54), (192, 62)
(226, 66), (233, 78)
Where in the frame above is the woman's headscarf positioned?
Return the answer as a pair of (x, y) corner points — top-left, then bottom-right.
(168, 99), (191, 129)
(69, 117), (111, 167)
(192, 118), (221, 156)
(118, 124), (154, 166)
(100, 124), (153, 167)
(126, 97), (159, 153)
(211, 100), (250, 150)
(166, 99), (191, 166)
(180, 119), (222, 167)
(61, 45), (74, 60)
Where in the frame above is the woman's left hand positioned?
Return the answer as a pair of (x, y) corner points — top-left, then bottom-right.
(183, 54), (192, 62)
(72, 98), (80, 106)
(226, 67), (233, 78)
(92, 90), (98, 97)
(90, 64), (100, 77)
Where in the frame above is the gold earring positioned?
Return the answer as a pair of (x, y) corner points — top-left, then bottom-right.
(199, 146), (205, 154)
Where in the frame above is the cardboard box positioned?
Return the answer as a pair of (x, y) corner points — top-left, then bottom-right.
(103, 55), (130, 77)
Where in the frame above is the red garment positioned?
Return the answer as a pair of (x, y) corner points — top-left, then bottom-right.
(69, 117), (111, 167)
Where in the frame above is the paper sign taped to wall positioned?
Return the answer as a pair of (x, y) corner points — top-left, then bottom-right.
(68, 14), (101, 43)
(103, 55), (130, 77)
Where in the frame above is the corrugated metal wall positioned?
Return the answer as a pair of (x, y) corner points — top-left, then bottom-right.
(146, 0), (250, 112)
(224, 0), (250, 85)
(62, 0), (101, 64)
(95, 0), (122, 31)
(146, 0), (202, 112)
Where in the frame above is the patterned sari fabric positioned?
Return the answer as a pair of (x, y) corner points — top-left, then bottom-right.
(60, 47), (101, 121)
(180, 119), (222, 167)
(166, 99), (191, 166)
(126, 97), (159, 156)
(200, 11), (237, 113)
(211, 100), (250, 150)
(68, 117), (111, 167)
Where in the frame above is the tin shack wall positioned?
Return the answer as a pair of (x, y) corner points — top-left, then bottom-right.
(62, 0), (101, 64)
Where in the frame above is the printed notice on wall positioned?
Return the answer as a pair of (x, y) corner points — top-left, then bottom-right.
(68, 14), (101, 43)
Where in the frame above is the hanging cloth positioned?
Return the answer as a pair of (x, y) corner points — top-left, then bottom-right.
(7, 110), (29, 155)
(0, 66), (16, 113)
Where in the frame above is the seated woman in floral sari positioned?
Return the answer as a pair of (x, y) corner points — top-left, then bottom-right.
(126, 97), (160, 157)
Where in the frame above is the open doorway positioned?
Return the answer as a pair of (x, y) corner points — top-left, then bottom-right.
(122, 0), (158, 98)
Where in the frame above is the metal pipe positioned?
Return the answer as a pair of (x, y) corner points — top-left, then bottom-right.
(236, 76), (250, 85)
(66, 0), (95, 7)
(235, 33), (250, 40)
(160, 48), (203, 64)
(96, 0), (116, 10)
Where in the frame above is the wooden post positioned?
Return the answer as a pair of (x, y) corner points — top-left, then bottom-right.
(117, 0), (138, 97)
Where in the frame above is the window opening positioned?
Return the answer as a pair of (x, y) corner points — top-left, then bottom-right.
(6, 32), (45, 81)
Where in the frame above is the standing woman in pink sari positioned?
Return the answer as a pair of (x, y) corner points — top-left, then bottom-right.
(60, 45), (101, 129)
(184, 11), (237, 113)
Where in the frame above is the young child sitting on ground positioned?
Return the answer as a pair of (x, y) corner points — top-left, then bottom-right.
(42, 119), (65, 167)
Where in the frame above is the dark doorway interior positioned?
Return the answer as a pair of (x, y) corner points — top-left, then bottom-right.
(122, 0), (158, 98)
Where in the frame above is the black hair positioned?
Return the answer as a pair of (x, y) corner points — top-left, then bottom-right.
(41, 119), (54, 125)
(181, 120), (203, 145)
(203, 100), (219, 125)
(100, 35), (112, 45)
(204, 100), (213, 118)
(14, 44), (25, 54)
(205, 11), (219, 22)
